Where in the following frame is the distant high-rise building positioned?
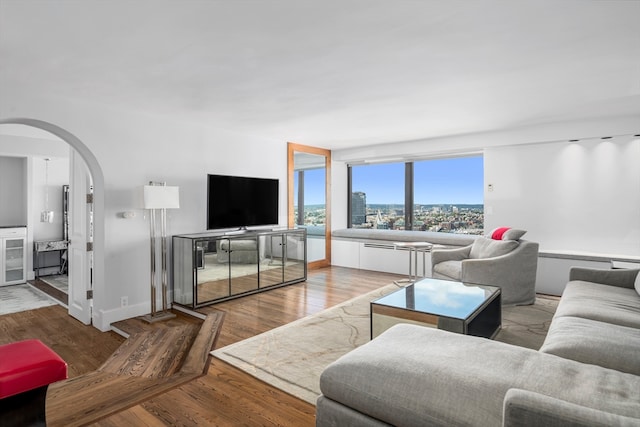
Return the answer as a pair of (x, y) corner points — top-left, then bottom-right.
(351, 191), (366, 225)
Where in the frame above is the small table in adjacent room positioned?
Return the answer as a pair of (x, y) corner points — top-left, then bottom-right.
(370, 278), (501, 339)
(33, 240), (68, 278)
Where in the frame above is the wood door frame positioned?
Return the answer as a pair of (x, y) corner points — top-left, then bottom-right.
(287, 142), (331, 269)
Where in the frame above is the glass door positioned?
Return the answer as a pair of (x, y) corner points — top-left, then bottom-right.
(195, 237), (230, 304)
(4, 237), (25, 284)
(228, 236), (259, 296)
(288, 143), (331, 269)
(258, 233), (284, 288)
(284, 230), (306, 283)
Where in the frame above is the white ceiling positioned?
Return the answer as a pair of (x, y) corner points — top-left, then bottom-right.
(1, 0), (639, 149)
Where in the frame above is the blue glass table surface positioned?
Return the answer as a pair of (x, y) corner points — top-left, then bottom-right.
(372, 278), (500, 320)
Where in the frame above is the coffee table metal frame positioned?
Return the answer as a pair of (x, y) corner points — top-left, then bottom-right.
(370, 278), (502, 340)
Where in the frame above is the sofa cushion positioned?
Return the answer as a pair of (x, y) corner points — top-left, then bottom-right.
(318, 325), (640, 427)
(503, 388), (640, 427)
(540, 316), (640, 375)
(432, 260), (462, 280)
(469, 237), (518, 259)
(554, 281), (640, 329)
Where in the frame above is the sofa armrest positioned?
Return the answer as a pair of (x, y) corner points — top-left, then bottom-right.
(430, 245), (471, 265)
(503, 388), (638, 427)
(569, 267), (639, 289)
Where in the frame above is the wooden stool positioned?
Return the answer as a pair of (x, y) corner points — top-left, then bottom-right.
(0, 339), (67, 427)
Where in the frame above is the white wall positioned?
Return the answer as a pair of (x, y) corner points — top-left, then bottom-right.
(1, 91), (288, 330)
(0, 156), (26, 225)
(485, 136), (640, 256)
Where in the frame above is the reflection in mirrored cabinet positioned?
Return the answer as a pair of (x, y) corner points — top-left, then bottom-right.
(172, 228), (306, 308)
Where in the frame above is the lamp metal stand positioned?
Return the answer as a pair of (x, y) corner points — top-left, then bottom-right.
(142, 182), (176, 323)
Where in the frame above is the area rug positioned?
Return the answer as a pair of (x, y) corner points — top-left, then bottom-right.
(40, 274), (69, 293)
(212, 282), (404, 404)
(0, 283), (59, 315)
(212, 283), (559, 405)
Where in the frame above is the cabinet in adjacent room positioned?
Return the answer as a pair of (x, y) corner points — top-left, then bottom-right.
(0, 227), (27, 286)
(172, 228), (306, 308)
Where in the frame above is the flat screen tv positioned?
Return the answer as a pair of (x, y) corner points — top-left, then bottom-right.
(207, 174), (279, 230)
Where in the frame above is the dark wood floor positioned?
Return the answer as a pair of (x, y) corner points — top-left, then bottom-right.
(1, 266), (403, 426)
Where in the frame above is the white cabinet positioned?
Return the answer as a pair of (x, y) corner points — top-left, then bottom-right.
(1, 227), (27, 286)
(332, 238), (432, 277)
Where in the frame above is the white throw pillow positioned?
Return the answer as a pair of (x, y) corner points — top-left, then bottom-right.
(502, 228), (527, 241)
(469, 237), (519, 259)
(635, 271), (640, 296)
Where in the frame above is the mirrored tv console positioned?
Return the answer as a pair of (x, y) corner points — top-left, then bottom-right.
(172, 228), (307, 308)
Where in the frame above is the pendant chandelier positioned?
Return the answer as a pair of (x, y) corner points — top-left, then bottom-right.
(41, 158), (54, 223)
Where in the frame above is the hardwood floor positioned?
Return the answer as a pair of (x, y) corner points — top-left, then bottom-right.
(0, 266), (403, 426)
(0, 305), (124, 378)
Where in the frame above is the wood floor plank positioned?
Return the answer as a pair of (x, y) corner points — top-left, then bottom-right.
(2, 266), (403, 426)
(109, 267), (401, 426)
(44, 311), (225, 426)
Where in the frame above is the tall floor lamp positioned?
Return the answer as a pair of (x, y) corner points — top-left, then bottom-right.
(142, 182), (179, 323)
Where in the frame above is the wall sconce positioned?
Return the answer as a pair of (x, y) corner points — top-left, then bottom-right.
(142, 181), (179, 323)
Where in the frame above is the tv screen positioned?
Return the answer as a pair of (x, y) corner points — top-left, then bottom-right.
(207, 174), (279, 230)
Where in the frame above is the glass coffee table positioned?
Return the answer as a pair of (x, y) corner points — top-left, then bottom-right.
(370, 277), (501, 339)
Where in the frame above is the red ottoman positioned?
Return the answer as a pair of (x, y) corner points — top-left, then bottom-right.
(0, 339), (68, 427)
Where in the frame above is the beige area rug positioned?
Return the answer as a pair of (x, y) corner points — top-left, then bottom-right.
(212, 284), (558, 405)
(0, 283), (58, 315)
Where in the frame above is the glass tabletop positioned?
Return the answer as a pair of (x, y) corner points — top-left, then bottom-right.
(371, 278), (500, 320)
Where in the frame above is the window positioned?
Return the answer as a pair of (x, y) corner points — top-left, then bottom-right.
(294, 167), (326, 227)
(348, 155), (484, 234)
(349, 162), (405, 229)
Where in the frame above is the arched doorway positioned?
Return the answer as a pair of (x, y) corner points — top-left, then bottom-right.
(0, 118), (104, 327)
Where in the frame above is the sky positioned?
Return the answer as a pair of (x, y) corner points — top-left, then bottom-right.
(296, 156), (484, 206)
(352, 156), (484, 205)
(294, 167), (326, 206)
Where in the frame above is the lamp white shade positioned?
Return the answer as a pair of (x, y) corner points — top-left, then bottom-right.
(143, 185), (180, 209)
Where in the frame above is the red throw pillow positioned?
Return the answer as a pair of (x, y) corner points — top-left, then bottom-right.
(491, 227), (511, 240)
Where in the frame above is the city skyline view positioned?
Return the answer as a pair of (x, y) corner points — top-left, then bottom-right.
(295, 156), (485, 234)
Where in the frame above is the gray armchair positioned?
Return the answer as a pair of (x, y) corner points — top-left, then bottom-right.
(431, 237), (539, 305)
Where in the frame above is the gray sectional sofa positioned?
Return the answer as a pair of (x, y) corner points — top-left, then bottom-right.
(316, 267), (640, 426)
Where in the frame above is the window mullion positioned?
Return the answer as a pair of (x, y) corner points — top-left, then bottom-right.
(347, 165), (353, 228)
(405, 162), (413, 231)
